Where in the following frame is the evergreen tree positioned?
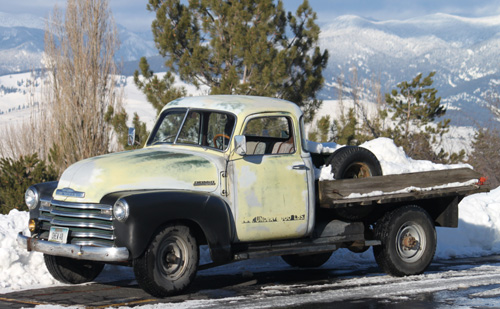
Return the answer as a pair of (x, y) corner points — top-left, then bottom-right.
(134, 57), (187, 114)
(0, 154), (58, 214)
(384, 72), (461, 162)
(105, 106), (150, 149)
(143, 0), (328, 122)
(385, 72), (445, 140)
(333, 108), (357, 146)
(308, 115), (332, 143)
(468, 128), (500, 188)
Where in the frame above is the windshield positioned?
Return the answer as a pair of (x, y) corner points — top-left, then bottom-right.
(148, 109), (236, 151)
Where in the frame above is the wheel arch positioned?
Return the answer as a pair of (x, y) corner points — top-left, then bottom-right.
(369, 195), (461, 228)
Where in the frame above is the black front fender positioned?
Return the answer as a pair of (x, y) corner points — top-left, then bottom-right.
(28, 181), (58, 222)
(101, 191), (234, 263)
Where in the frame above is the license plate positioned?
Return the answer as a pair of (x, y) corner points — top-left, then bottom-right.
(48, 227), (69, 243)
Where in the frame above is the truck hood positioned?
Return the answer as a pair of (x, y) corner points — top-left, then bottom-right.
(54, 147), (221, 203)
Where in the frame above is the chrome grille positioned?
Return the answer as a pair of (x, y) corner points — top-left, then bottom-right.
(39, 198), (115, 247)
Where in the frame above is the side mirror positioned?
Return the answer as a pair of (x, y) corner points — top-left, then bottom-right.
(127, 127), (135, 146)
(234, 135), (247, 156)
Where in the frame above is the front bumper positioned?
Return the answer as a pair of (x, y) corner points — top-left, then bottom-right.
(17, 232), (130, 262)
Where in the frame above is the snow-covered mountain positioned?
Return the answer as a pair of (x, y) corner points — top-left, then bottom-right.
(0, 11), (157, 76)
(1, 11), (500, 128)
(319, 13), (500, 127)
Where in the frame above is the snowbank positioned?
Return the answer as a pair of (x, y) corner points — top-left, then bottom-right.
(0, 137), (497, 294)
(0, 210), (59, 292)
(361, 137), (472, 175)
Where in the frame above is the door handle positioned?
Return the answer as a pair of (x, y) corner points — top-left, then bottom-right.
(292, 164), (307, 170)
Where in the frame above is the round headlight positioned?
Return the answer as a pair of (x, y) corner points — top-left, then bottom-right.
(113, 198), (129, 222)
(25, 187), (39, 210)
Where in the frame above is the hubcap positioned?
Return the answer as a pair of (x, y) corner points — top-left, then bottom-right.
(158, 235), (189, 280)
(344, 162), (372, 178)
(396, 222), (426, 263)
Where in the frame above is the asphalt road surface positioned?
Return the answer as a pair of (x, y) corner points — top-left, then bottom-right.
(1, 255), (500, 308)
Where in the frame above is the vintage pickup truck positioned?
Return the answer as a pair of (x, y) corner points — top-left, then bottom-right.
(18, 95), (487, 297)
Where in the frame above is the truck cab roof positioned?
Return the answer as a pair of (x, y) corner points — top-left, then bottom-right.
(163, 95), (304, 119)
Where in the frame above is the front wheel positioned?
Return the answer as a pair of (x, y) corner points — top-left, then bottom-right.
(44, 254), (104, 284)
(134, 224), (199, 298)
(373, 205), (436, 276)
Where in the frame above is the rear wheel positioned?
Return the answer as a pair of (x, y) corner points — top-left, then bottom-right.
(281, 251), (333, 268)
(44, 254), (104, 284)
(134, 224), (199, 297)
(373, 205), (436, 276)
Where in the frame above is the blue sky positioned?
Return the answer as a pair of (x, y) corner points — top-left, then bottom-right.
(1, 0), (499, 32)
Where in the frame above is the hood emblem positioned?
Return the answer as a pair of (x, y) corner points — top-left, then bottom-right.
(55, 188), (85, 198)
(193, 180), (216, 186)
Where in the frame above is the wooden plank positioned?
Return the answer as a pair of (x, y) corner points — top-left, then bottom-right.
(319, 168), (486, 208)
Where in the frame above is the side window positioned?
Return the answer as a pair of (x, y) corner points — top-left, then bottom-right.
(243, 116), (295, 155)
(207, 113), (235, 150)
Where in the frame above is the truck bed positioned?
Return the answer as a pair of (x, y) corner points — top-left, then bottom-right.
(319, 168), (488, 208)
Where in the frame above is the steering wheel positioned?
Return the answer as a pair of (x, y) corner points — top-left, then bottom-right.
(213, 134), (230, 149)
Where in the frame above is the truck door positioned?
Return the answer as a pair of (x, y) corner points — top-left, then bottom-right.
(229, 113), (310, 242)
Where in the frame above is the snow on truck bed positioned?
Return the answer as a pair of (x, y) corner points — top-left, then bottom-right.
(1, 138), (499, 294)
(312, 137), (473, 180)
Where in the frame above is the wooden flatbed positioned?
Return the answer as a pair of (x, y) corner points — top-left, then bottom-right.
(319, 168), (489, 208)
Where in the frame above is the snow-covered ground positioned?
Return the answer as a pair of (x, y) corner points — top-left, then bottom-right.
(1, 138), (499, 306)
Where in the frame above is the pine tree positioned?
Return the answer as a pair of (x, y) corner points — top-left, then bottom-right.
(384, 72), (460, 161)
(333, 108), (357, 145)
(105, 106), (150, 149)
(468, 128), (500, 188)
(134, 57), (187, 114)
(0, 154), (58, 214)
(385, 72), (445, 140)
(308, 115), (332, 142)
(143, 0), (328, 122)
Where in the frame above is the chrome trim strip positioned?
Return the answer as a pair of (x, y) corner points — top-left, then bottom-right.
(50, 200), (112, 211)
(40, 198), (51, 208)
(40, 206), (51, 213)
(55, 188), (85, 198)
(39, 215), (52, 222)
(71, 231), (115, 240)
(72, 240), (114, 247)
(50, 209), (112, 221)
(17, 232), (129, 262)
(50, 219), (114, 231)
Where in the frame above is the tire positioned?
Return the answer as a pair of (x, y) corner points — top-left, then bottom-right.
(281, 251), (333, 268)
(325, 146), (382, 179)
(325, 146), (382, 220)
(373, 205), (436, 276)
(133, 224), (199, 298)
(44, 254), (104, 284)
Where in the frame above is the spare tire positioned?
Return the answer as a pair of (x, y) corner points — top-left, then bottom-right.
(325, 146), (382, 220)
(325, 146), (382, 179)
